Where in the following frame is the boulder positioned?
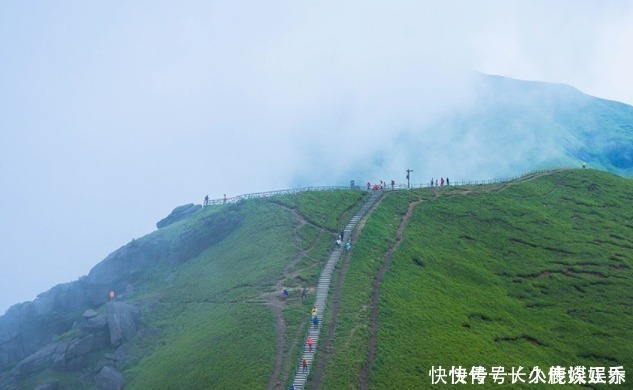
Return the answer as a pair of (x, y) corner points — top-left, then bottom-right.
(156, 203), (201, 229)
(104, 343), (130, 368)
(82, 309), (98, 319)
(94, 366), (125, 390)
(106, 303), (139, 346)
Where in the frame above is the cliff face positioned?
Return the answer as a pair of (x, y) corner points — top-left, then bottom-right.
(0, 204), (243, 388)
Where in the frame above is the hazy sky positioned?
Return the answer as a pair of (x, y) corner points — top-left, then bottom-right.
(2, 0), (633, 314)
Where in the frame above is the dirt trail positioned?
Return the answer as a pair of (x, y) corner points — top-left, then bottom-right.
(266, 204), (323, 390)
(358, 198), (423, 389)
(355, 171), (566, 387)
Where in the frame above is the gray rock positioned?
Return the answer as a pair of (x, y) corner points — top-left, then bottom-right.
(156, 203), (202, 229)
(94, 366), (125, 390)
(66, 334), (95, 359)
(106, 303), (139, 346)
(94, 358), (115, 373)
(81, 314), (108, 331)
(17, 342), (58, 374)
(85, 234), (169, 295)
(82, 309), (98, 318)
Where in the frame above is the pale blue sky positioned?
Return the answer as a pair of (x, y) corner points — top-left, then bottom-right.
(1, 0), (632, 314)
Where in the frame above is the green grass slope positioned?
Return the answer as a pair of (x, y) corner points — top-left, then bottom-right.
(121, 190), (367, 389)
(318, 169), (632, 389)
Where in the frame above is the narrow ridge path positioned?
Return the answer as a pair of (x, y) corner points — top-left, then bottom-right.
(359, 198), (423, 389)
(290, 190), (382, 390)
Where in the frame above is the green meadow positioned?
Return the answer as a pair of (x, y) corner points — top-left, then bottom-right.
(123, 190), (367, 389)
(18, 170), (632, 389)
(317, 169), (632, 389)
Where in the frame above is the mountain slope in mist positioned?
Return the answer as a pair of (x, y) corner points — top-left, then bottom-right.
(316, 74), (633, 186)
(466, 75), (633, 174)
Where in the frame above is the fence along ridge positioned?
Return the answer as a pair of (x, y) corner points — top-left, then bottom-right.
(203, 167), (570, 206)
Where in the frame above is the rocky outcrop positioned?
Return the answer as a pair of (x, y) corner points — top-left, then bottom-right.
(14, 311), (113, 376)
(94, 366), (125, 390)
(0, 298), (74, 369)
(167, 207), (244, 265)
(86, 234), (169, 295)
(156, 203), (201, 229)
(16, 342), (58, 375)
(106, 303), (139, 347)
(0, 203), (243, 383)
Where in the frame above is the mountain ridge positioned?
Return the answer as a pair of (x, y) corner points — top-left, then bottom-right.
(1, 169), (631, 389)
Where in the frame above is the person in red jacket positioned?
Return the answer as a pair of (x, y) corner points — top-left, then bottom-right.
(307, 337), (313, 352)
(302, 358), (308, 372)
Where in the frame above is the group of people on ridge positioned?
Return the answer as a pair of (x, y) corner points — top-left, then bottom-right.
(430, 177), (449, 187)
(282, 287), (308, 302)
(367, 179), (395, 191)
(203, 194), (227, 206)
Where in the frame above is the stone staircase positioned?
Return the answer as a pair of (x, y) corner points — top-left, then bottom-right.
(290, 190), (381, 389)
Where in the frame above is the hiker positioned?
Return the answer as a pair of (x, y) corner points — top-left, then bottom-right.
(204, 195), (209, 206)
(345, 240), (351, 251)
(446, 177), (450, 186)
(312, 307), (318, 317)
(289, 384), (296, 390)
(441, 177), (445, 187)
(283, 289), (289, 301)
(109, 290), (115, 302)
(302, 358), (308, 372)
(430, 178), (434, 187)
(582, 162), (587, 169)
(312, 315), (319, 328)
(336, 237), (341, 247)
(367, 181), (371, 190)
(391, 179), (395, 189)
(435, 179), (439, 187)
(340, 230), (345, 241)
(223, 194), (227, 203)
(301, 288), (307, 300)
(307, 337), (313, 351)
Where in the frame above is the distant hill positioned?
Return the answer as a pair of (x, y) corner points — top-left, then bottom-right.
(316, 74), (633, 186)
(468, 75), (633, 174)
(1, 169), (631, 389)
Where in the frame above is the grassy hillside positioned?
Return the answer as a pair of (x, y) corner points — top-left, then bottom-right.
(13, 169), (633, 389)
(121, 190), (367, 389)
(315, 169), (632, 389)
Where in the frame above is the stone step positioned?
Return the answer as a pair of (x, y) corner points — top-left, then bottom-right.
(292, 192), (380, 389)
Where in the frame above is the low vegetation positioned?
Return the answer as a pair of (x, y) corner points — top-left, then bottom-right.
(317, 169), (632, 389)
(123, 191), (367, 389)
(12, 170), (632, 389)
